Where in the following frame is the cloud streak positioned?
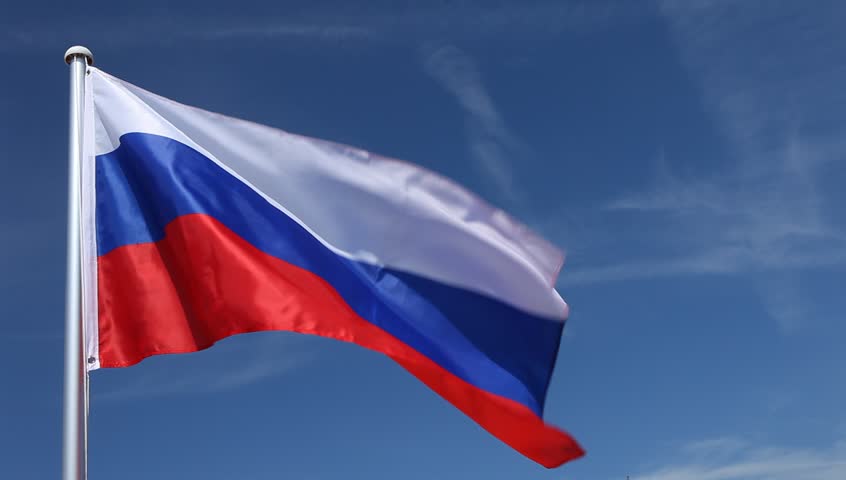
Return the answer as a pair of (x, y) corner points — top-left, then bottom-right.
(422, 45), (526, 203)
(548, 2), (846, 337)
(0, 217), (62, 291)
(633, 437), (846, 480)
(4, 331), (63, 344)
(95, 333), (311, 402)
(560, 2), (846, 298)
(198, 24), (371, 41)
(0, 1), (646, 52)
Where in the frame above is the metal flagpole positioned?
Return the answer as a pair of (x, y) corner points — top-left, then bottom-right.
(62, 45), (93, 480)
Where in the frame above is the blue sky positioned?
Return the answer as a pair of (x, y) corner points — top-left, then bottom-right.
(2, 1), (846, 479)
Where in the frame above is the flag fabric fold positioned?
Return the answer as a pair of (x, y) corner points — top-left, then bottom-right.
(80, 67), (583, 467)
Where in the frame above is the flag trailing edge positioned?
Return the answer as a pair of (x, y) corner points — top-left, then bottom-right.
(79, 67), (584, 467)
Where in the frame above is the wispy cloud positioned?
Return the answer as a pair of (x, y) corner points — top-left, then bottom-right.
(0, 20), (371, 52)
(681, 437), (751, 457)
(197, 24), (371, 41)
(660, 1), (846, 160)
(0, 216), (61, 290)
(594, 134), (846, 271)
(633, 437), (846, 480)
(0, 1), (645, 52)
(560, 1), (846, 333)
(3, 330), (63, 344)
(756, 274), (811, 334)
(422, 44), (526, 203)
(95, 333), (311, 402)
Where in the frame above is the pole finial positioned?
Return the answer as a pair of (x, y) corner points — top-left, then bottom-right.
(64, 46), (94, 66)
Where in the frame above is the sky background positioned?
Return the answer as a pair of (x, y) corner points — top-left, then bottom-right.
(2, 1), (846, 479)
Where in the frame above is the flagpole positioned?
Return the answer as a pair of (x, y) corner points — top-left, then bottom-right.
(62, 45), (93, 480)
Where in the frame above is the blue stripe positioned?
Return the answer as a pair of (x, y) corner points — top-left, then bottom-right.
(96, 132), (563, 415)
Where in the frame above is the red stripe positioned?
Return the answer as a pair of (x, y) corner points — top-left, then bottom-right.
(98, 213), (584, 467)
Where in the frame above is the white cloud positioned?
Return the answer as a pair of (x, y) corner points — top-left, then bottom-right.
(0, 217), (60, 290)
(681, 437), (751, 457)
(94, 333), (311, 402)
(660, 0), (846, 159)
(560, 1), (846, 334)
(5, 331), (63, 343)
(594, 134), (846, 271)
(198, 24), (372, 41)
(0, 1), (646, 52)
(633, 437), (846, 480)
(422, 45), (524, 203)
(756, 275), (809, 334)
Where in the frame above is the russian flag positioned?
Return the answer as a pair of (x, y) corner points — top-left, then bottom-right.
(78, 67), (584, 467)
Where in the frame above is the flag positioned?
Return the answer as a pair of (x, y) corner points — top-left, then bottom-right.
(78, 67), (584, 467)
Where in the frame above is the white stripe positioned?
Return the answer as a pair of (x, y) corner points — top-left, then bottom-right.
(89, 68), (568, 320)
(81, 71), (100, 371)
